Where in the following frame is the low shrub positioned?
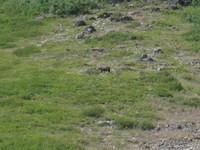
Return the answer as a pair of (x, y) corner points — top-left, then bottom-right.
(116, 117), (139, 129)
(83, 105), (105, 118)
(139, 120), (155, 130)
(115, 117), (155, 130)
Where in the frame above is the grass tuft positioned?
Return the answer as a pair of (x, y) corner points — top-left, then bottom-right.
(116, 117), (138, 129)
(83, 105), (105, 118)
(115, 117), (154, 130)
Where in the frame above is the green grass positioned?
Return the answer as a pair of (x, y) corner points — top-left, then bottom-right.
(115, 117), (155, 130)
(182, 98), (200, 107)
(0, 0), (200, 149)
(152, 19), (173, 27)
(0, 136), (84, 150)
(141, 71), (184, 98)
(115, 117), (139, 129)
(86, 32), (144, 46)
(0, 14), (53, 49)
(126, 22), (141, 29)
(14, 45), (41, 57)
(155, 89), (173, 98)
(181, 6), (200, 52)
(0, 63), (161, 148)
(0, 0), (101, 16)
(83, 105), (105, 118)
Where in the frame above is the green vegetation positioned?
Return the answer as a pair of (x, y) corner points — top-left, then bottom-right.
(182, 6), (200, 52)
(0, 15), (52, 49)
(14, 45), (41, 57)
(86, 32), (143, 46)
(0, 0), (200, 149)
(0, 136), (83, 150)
(115, 117), (155, 130)
(0, 0), (100, 16)
(83, 105), (105, 118)
(182, 98), (200, 107)
(116, 117), (139, 129)
(0, 0), (129, 17)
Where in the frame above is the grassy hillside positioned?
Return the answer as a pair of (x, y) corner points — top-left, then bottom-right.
(0, 0), (200, 150)
(0, 0), (103, 16)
